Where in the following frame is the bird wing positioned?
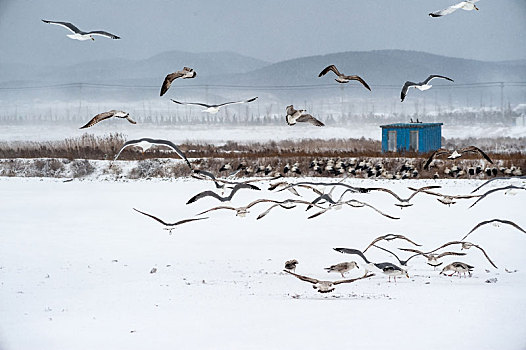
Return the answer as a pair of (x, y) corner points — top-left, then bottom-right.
(436, 251), (467, 259)
(160, 72), (184, 96)
(195, 206), (237, 215)
(171, 99), (212, 108)
(348, 75), (372, 91)
(283, 270), (320, 284)
(307, 207), (331, 219)
(42, 20), (81, 34)
(406, 185), (443, 200)
(469, 185), (525, 208)
(462, 219), (526, 240)
(473, 244), (498, 268)
(187, 190), (223, 204)
(459, 146), (493, 164)
(79, 111), (115, 129)
(133, 208), (207, 227)
(423, 75), (454, 84)
(398, 247), (427, 256)
(125, 116), (137, 124)
(216, 97), (258, 107)
(87, 31), (120, 39)
(225, 183), (261, 201)
(257, 203), (297, 220)
(365, 187), (404, 202)
(296, 114), (325, 126)
(348, 200), (400, 220)
(113, 138), (145, 161)
(141, 138), (191, 169)
(400, 81), (417, 102)
(429, 2), (466, 17)
(424, 148), (451, 169)
(370, 245), (404, 265)
(318, 65), (341, 77)
(333, 272), (375, 285)
(333, 248), (370, 264)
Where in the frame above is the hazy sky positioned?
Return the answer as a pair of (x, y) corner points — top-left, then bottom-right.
(0, 0), (525, 65)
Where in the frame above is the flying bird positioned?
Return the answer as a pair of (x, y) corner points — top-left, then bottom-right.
(194, 198), (296, 217)
(112, 138), (191, 168)
(469, 185), (526, 208)
(318, 65), (371, 90)
(461, 219), (526, 241)
(186, 183), (260, 204)
(79, 110), (135, 129)
(429, 1), (480, 17)
(414, 241), (497, 268)
(398, 247), (467, 268)
(285, 105), (324, 127)
(133, 208), (207, 233)
(400, 75), (454, 102)
(424, 146), (493, 170)
(470, 176), (526, 194)
(308, 199), (400, 220)
(363, 234), (422, 253)
(42, 20), (120, 40)
(160, 67), (196, 96)
(283, 270), (374, 293)
(171, 97), (257, 114)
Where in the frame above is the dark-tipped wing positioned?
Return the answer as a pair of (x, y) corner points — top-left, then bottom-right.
(87, 31), (120, 39)
(171, 99), (212, 108)
(216, 97), (258, 107)
(462, 219), (526, 240)
(141, 138), (191, 169)
(423, 75), (454, 84)
(471, 176), (526, 194)
(459, 146), (493, 164)
(400, 81), (416, 102)
(333, 272), (375, 285)
(187, 190), (223, 204)
(333, 248), (369, 264)
(133, 208), (207, 226)
(346, 200), (400, 220)
(424, 148), (451, 169)
(296, 114), (325, 126)
(348, 75), (372, 91)
(79, 111), (115, 129)
(436, 251), (467, 259)
(160, 72), (184, 96)
(113, 138), (145, 161)
(429, 3), (465, 17)
(42, 20), (81, 34)
(195, 206), (237, 215)
(469, 185), (526, 208)
(318, 65), (341, 77)
(283, 270), (320, 284)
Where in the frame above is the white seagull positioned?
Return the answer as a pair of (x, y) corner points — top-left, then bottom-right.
(429, 1), (480, 17)
(42, 20), (120, 40)
(133, 208), (207, 234)
(79, 110), (135, 129)
(283, 270), (375, 294)
(401, 75), (454, 102)
(160, 67), (197, 96)
(113, 138), (191, 168)
(285, 105), (324, 127)
(171, 97), (258, 114)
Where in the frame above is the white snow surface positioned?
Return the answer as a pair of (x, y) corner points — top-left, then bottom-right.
(1, 123), (526, 143)
(0, 177), (525, 350)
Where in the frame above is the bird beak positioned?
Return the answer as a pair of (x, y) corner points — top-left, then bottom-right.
(91, 37), (95, 41)
(475, 5), (479, 10)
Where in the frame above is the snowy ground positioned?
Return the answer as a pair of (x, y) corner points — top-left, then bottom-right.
(2, 123), (526, 143)
(0, 177), (525, 350)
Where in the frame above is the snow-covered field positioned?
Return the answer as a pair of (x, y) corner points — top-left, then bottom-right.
(2, 123), (526, 143)
(0, 177), (525, 350)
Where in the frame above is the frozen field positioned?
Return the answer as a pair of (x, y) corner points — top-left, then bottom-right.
(0, 177), (525, 349)
(2, 123), (526, 143)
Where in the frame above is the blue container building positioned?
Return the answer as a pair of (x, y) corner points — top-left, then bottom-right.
(380, 122), (443, 153)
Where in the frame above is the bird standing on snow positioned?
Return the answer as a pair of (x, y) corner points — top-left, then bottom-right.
(324, 261), (359, 278)
(284, 259), (299, 272)
(440, 262), (474, 277)
(401, 75), (454, 102)
(160, 67), (196, 96)
(79, 110), (135, 129)
(285, 105), (324, 127)
(429, 1), (480, 17)
(318, 65), (371, 90)
(42, 20), (120, 40)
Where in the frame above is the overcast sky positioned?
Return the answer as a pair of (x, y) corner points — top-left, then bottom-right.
(0, 0), (525, 65)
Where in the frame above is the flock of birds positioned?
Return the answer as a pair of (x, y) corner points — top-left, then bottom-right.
(37, 0), (525, 295)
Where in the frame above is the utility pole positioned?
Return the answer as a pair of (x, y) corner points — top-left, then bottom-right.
(500, 82), (504, 117)
(340, 84), (344, 119)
